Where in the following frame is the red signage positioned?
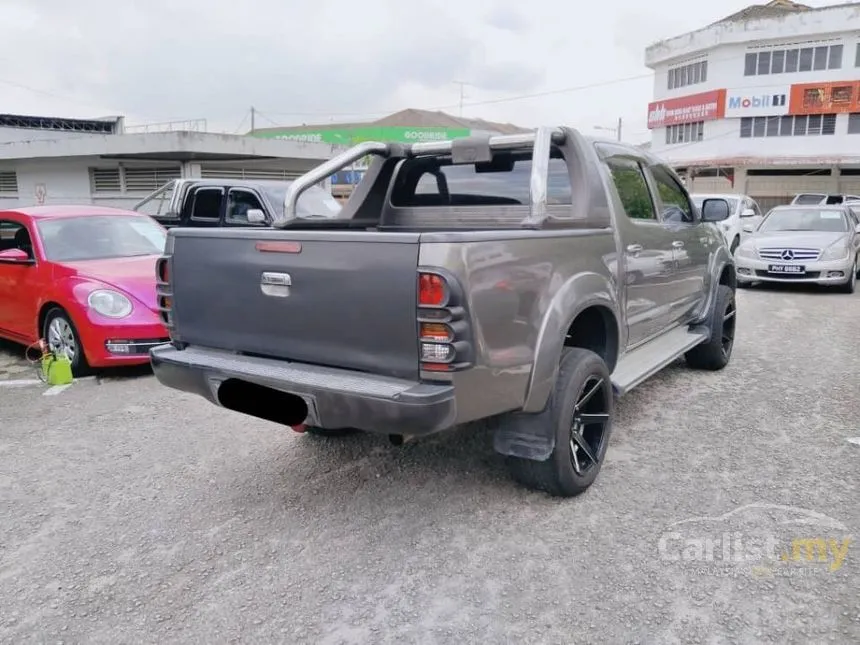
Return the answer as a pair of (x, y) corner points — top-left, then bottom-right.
(647, 89), (727, 129)
(788, 81), (860, 115)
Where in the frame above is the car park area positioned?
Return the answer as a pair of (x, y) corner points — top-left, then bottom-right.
(2, 285), (858, 644)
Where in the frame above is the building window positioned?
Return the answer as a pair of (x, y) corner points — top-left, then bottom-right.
(0, 171), (18, 194)
(829, 44), (843, 69)
(746, 44), (843, 76)
(667, 59), (707, 90)
(739, 114), (837, 138)
(665, 121), (704, 144)
(89, 166), (181, 193)
(848, 113), (860, 134)
(855, 43), (860, 67)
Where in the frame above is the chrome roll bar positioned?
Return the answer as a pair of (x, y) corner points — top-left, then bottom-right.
(276, 127), (569, 228)
(277, 141), (391, 226)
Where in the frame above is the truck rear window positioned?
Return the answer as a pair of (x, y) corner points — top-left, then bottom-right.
(390, 151), (572, 207)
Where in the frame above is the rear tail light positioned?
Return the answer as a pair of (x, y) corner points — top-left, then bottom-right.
(420, 322), (453, 342)
(418, 273), (447, 306)
(416, 270), (473, 376)
(155, 256), (174, 335)
(157, 257), (169, 283)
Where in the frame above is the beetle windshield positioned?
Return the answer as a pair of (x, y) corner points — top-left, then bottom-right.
(37, 215), (166, 261)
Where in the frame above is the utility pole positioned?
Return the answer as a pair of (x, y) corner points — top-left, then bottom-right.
(250, 106), (255, 134)
(452, 81), (471, 117)
(594, 118), (623, 141)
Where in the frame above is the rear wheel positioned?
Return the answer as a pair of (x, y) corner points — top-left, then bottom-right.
(685, 285), (735, 370)
(506, 348), (613, 498)
(43, 307), (90, 376)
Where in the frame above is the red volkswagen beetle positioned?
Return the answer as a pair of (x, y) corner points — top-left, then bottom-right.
(0, 205), (169, 374)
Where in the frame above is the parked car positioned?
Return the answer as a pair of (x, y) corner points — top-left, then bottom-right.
(691, 193), (763, 253)
(735, 204), (860, 293)
(0, 205), (169, 374)
(149, 127), (736, 498)
(790, 193), (860, 206)
(133, 178), (342, 228)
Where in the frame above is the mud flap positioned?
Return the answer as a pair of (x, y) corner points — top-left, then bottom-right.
(491, 401), (556, 461)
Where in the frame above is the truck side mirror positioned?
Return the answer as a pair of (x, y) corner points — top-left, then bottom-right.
(741, 208), (756, 217)
(701, 198), (730, 222)
(742, 223), (755, 234)
(246, 209), (266, 224)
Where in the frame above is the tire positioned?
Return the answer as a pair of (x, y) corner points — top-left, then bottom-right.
(506, 348), (614, 498)
(305, 427), (359, 437)
(836, 258), (856, 294)
(685, 284), (736, 370)
(729, 236), (740, 255)
(42, 307), (90, 376)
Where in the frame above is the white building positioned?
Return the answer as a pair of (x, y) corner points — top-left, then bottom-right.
(0, 113), (334, 211)
(645, 0), (860, 210)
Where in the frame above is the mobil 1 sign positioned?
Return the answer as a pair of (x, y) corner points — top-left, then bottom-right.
(725, 87), (790, 118)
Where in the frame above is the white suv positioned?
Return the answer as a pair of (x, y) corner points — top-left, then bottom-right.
(691, 193), (763, 254)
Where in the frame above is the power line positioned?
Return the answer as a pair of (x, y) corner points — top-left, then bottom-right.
(260, 72), (656, 119)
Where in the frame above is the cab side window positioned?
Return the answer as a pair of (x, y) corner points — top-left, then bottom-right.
(606, 158), (657, 221)
(189, 187), (224, 221)
(650, 165), (695, 224)
(225, 189), (266, 225)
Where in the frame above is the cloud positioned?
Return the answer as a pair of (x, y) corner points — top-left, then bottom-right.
(0, 0), (783, 142)
(484, 4), (530, 34)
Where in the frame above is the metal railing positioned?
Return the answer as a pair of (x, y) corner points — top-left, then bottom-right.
(275, 126), (569, 227)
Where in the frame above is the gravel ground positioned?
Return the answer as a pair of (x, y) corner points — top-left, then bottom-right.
(1, 285), (859, 644)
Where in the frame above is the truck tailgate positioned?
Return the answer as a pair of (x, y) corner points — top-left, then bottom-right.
(168, 229), (422, 380)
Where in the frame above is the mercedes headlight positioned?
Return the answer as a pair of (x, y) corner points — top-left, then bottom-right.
(88, 289), (133, 318)
(821, 243), (849, 261)
(735, 243), (757, 259)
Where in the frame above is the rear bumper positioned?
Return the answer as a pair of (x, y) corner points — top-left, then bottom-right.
(150, 344), (458, 435)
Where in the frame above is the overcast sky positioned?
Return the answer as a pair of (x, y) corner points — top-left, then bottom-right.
(0, 0), (839, 142)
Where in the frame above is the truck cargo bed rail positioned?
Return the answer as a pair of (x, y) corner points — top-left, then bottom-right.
(277, 126), (571, 228)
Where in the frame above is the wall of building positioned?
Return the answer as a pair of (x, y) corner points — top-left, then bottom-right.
(645, 6), (860, 166)
(0, 157), (176, 210)
(0, 155), (331, 211)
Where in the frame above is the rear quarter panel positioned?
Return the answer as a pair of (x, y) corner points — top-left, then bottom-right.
(418, 229), (620, 423)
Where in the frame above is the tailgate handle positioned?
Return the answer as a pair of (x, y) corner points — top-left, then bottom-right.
(261, 272), (292, 297)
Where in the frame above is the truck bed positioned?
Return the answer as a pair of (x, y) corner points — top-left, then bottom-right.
(167, 228), (422, 380)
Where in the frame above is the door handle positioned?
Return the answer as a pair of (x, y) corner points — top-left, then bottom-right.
(672, 240), (685, 248)
(626, 244), (643, 254)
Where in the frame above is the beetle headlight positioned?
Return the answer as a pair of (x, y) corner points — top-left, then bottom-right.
(88, 289), (133, 318)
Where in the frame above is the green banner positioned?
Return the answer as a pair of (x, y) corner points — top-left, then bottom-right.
(252, 125), (471, 145)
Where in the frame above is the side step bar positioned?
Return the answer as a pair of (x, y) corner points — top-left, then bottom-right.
(611, 326), (708, 395)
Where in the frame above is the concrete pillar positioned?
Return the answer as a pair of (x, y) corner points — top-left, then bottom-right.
(734, 167), (748, 194)
(181, 162), (201, 178)
(830, 165), (840, 193)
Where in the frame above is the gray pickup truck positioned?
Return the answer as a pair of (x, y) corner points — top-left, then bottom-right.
(150, 126), (736, 497)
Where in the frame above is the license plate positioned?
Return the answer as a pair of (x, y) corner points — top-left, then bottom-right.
(299, 393), (321, 426)
(768, 264), (805, 274)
